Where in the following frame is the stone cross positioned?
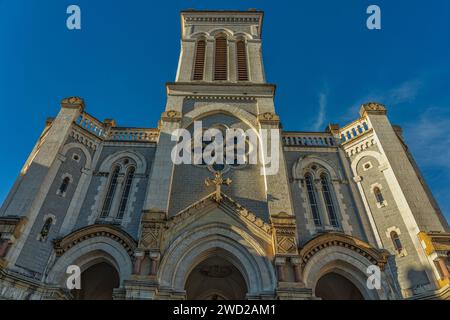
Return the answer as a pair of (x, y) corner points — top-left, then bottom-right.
(205, 171), (232, 202)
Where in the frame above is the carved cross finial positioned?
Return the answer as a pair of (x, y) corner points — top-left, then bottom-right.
(205, 171), (232, 202)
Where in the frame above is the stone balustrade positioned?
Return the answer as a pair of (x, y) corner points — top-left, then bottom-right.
(282, 132), (336, 147)
(106, 128), (159, 142)
(339, 118), (371, 143)
(74, 112), (159, 143)
(75, 113), (106, 138)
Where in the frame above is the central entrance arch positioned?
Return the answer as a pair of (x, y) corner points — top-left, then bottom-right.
(73, 262), (120, 300)
(315, 272), (364, 300)
(185, 255), (248, 300)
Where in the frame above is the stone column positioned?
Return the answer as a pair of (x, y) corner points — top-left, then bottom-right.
(228, 39), (237, 82)
(0, 238), (11, 258)
(291, 257), (303, 283)
(204, 39), (214, 81)
(149, 252), (161, 276)
(275, 257), (286, 282)
(436, 258), (450, 279)
(133, 251), (145, 275)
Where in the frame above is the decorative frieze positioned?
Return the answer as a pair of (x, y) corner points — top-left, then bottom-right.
(270, 212), (298, 256)
(53, 224), (136, 257)
(138, 211), (166, 251)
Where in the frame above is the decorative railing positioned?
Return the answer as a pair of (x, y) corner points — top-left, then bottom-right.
(106, 128), (159, 142)
(339, 118), (371, 143)
(74, 112), (159, 142)
(282, 132), (336, 147)
(75, 113), (106, 138)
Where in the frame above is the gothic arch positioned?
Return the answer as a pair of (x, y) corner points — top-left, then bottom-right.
(209, 28), (234, 38)
(61, 142), (92, 169)
(234, 32), (254, 40)
(158, 223), (276, 297)
(300, 233), (391, 300)
(99, 150), (147, 174)
(48, 225), (136, 286)
(182, 105), (259, 134)
(292, 155), (341, 180)
(190, 31), (210, 40)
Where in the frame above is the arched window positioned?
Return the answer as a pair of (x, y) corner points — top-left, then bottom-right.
(236, 39), (248, 81)
(193, 39), (206, 80)
(214, 36), (228, 80)
(390, 231), (403, 253)
(320, 173), (339, 227)
(374, 187), (384, 204)
(59, 177), (70, 194)
(100, 166), (120, 218)
(117, 167), (135, 219)
(40, 217), (53, 241)
(305, 173), (321, 226)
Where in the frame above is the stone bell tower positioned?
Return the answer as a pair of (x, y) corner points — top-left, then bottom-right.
(129, 10), (301, 299)
(176, 9), (265, 83)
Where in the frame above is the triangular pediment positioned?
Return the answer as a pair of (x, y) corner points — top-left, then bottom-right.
(167, 192), (272, 244)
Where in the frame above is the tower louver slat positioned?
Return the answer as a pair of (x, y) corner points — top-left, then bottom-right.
(193, 39), (206, 80)
(236, 40), (249, 81)
(214, 36), (228, 80)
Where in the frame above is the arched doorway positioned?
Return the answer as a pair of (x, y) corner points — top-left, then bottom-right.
(185, 256), (248, 300)
(73, 262), (120, 300)
(315, 272), (364, 300)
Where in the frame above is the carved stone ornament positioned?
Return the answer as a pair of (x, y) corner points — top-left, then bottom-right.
(359, 102), (387, 117)
(138, 210), (167, 251)
(270, 212), (298, 256)
(161, 110), (182, 122)
(61, 96), (85, 110)
(258, 112), (279, 123)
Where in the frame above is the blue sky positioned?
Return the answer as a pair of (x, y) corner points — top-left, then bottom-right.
(0, 0), (449, 222)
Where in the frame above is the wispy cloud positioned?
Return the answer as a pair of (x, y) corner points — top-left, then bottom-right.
(388, 79), (423, 105)
(313, 92), (327, 131)
(404, 107), (450, 169)
(340, 78), (423, 122)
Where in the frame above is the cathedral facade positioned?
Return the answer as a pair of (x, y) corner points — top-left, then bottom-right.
(0, 10), (449, 300)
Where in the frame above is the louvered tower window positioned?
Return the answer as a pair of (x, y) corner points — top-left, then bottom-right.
(193, 39), (206, 80)
(214, 36), (228, 80)
(236, 40), (249, 81)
